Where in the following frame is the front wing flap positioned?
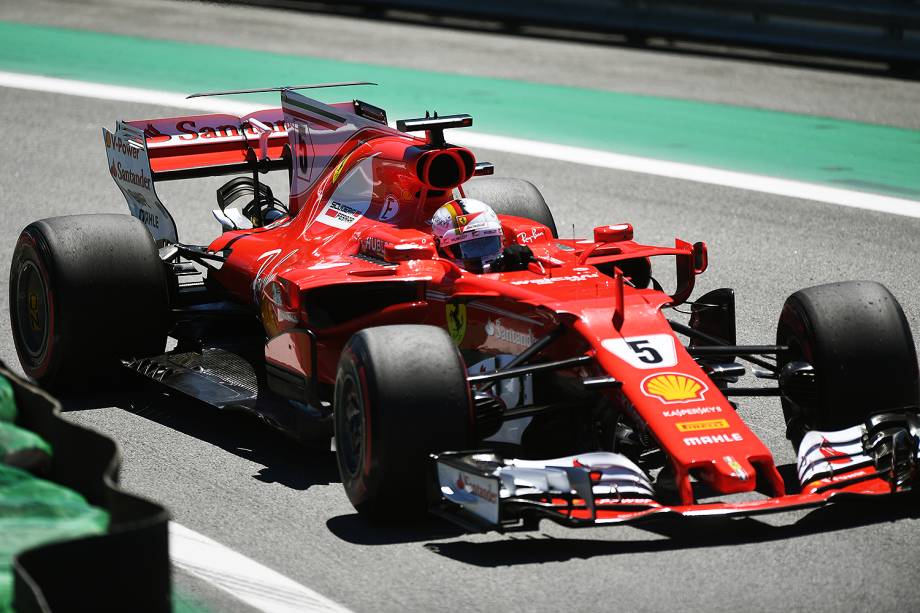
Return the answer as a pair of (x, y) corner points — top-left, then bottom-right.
(431, 411), (920, 532)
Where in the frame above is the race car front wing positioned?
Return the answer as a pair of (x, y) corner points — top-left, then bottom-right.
(431, 411), (920, 532)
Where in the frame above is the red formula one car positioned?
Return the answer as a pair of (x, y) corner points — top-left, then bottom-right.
(9, 86), (920, 529)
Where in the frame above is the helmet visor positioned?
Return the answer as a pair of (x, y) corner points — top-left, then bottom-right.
(446, 235), (502, 261)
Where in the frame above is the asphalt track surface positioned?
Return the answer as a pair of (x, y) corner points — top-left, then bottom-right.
(2, 1), (920, 611)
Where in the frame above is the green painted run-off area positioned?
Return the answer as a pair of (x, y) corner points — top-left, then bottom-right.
(1, 21), (919, 199)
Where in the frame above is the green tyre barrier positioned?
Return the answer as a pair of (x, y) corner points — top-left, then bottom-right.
(1, 363), (171, 612)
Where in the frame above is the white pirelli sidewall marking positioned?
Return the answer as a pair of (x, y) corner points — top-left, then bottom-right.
(1, 70), (918, 219)
(169, 522), (353, 613)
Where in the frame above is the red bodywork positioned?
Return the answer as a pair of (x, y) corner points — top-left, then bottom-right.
(123, 91), (902, 524)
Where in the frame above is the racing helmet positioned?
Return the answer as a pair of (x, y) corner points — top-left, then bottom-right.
(430, 198), (503, 272)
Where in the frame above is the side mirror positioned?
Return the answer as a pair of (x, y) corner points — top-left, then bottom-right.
(692, 241), (708, 274)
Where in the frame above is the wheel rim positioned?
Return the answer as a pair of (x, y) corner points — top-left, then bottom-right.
(16, 260), (50, 361)
(339, 375), (365, 477)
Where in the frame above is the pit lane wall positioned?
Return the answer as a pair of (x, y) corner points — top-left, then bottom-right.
(1, 363), (171, 612)
(227, 0), (920, 69)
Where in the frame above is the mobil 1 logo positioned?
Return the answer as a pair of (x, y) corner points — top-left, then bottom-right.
(601, 334), (678, 369)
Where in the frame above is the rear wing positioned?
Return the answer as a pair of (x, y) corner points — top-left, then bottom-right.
(102, 101), (386, 242)
(124, 108), (290, 181)
(103, 109), (291, 243)
(103, 97), (397, 243)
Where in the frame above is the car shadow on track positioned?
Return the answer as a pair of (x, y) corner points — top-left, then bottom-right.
(326, 513), (468, 545)
(58, 382), (340, 492)
(419, 493), (920, 567)
(324, 462), (920, 562)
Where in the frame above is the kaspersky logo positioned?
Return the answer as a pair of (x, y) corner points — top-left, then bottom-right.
(641, 372), (708, 404)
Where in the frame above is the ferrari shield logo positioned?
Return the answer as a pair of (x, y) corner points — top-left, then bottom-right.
(331, 150), (353, 183)
(446, 303), (467, 344)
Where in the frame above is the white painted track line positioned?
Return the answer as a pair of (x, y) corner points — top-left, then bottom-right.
(0, 71), (269, 115)
(170, 522), (353, 613)
(450, 132), (920, 219)
(1, 70), (918, 219)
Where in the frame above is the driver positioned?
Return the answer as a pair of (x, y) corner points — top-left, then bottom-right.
(430, 198), (504, 273)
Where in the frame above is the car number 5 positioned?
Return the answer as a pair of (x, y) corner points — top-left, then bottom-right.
(601, 334), (679, 369)
(626, 339), (663, 364)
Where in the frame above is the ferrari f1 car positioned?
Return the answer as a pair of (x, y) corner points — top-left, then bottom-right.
(9, 86), (920, 530)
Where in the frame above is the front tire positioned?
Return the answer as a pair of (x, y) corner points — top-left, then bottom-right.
(334, 325), (472, 520)
(776, 281), (919, 448)
(9, 214), (169, 388)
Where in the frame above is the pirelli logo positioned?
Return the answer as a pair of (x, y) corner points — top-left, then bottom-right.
(675, 418), (730, 432)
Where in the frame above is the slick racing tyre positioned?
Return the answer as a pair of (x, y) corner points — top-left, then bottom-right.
(9, 214), (169, 388)
(776, 281), (919, 449)
(334, 325), (472, 520)
(463, 177), (558, 238)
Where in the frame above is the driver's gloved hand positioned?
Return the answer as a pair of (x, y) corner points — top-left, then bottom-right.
(491, 244), (534, 272)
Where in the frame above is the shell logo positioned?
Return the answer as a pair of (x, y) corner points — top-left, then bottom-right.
(641, 372), (708, 404)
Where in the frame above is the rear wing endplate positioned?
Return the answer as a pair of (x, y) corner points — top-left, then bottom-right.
(102, 122), (177, 243)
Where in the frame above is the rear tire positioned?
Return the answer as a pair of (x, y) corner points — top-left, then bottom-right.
(776, 281), (919, 448)
(334, 325), (472, 520)
(463, 177), (558, 238)
(9, 214), (169, 388)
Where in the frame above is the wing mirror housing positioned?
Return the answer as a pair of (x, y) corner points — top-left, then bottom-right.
(692, 241), (708, 274)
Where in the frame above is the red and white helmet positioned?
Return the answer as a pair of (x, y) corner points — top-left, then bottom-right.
(430, 198), (503, 272)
